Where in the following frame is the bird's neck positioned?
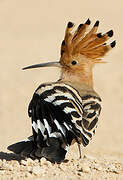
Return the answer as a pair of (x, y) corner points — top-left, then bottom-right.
(60, 68), (93, 88)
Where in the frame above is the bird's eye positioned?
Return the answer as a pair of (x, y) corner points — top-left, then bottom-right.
(71, 60), (77, 65)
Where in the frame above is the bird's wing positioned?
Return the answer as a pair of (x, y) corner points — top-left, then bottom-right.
(81, 95), (102, 147)
(28, 83), (83, 149)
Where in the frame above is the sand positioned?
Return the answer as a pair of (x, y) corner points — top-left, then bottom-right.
(0, 0), (123, 179)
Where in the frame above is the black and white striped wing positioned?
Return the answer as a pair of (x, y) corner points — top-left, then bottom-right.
(28, 83), (83, 149)
(81, 95), (102, 147)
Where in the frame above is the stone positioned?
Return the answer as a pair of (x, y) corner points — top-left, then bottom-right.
(20, 160), (27, 166)
(32, 166), (42, 175)
(26, 158), (34, 165)
(93, 164), (102, 171)
(81, 163), (90, 173)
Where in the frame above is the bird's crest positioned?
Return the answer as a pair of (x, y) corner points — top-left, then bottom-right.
(60, 19), (116, 65)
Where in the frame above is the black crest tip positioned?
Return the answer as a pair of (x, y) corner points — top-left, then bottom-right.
(77, 23), (83, 31)
(62, 40), (65, 46)
(94, 20), (99, 27)
(85, 18), (91, 25)
(107, 30), (113, 37)
(67, 22), (74, 28)
(97, 33), (102, 38)
(110, 40), (116, 48)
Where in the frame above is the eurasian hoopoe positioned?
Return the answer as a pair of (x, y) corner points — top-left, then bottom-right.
(8, 19), (116, 163)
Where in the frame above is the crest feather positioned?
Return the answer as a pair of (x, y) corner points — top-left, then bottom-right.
(60, 19), (116, 63)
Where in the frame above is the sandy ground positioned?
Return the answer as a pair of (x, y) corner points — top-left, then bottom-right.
(0, 0), (123, 179)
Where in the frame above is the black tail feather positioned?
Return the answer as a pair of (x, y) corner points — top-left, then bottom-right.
(7, 137), (67, 163)
(7, 141), (34, 156)
(41, 137), (67, 163)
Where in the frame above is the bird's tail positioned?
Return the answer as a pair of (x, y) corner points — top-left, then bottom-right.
(7, 136), (35, 158)
(7, 136), (67, 163)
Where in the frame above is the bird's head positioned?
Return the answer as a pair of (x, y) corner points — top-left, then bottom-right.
(23, 19), (116, 87)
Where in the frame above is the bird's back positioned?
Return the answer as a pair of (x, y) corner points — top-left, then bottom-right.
(27, 81), (101, 161)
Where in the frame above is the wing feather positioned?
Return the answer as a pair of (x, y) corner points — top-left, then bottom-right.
(28, 83), (101, 150)
(81, 95), (101, 146)
(28, 83), (83, 148)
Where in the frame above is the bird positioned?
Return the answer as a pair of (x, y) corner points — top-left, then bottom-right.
(8, 18), (116, 163)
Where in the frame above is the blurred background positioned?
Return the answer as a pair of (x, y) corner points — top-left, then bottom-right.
(0, 0), (123, 158)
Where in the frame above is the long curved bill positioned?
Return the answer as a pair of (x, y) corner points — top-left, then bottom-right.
(22, 61), (61, 70)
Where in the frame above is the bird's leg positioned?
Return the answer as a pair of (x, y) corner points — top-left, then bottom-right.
(77, 143), (82, 159)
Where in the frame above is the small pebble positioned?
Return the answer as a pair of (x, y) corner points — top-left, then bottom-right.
(34, 159), (39, 163)
(93, 164), (102, 171)
(20, 165), (26, 171)
(3, 159), (6, 163)
(59, 165), (66, 172)
(40, 157), (47, 165)
(20, 160), (27, 166)
(26, 166), (32, 172)
(25, 172), (32, 178)
(8, 165), (13, 171)
(40, 158), (52, 167)
(77, 172), (82, 176)
(81, 163), (90, 173)
(0, 170), (6, 175)
(32, 166), (42, 175)
(26, 158), (34, 165)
